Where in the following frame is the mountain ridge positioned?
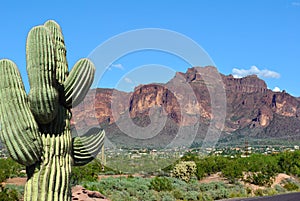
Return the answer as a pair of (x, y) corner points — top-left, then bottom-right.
(71, 66), (300, 147)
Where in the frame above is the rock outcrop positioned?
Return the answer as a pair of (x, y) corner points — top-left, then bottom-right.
(72, 185), (110, 201)
(71, 66), (300, 144)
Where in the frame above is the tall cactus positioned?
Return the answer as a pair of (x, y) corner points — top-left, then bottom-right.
(0, 20), (105, 201)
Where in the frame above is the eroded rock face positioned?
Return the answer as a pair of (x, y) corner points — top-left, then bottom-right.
(71, 67), (300, 138)
(223, 74), (267, 93)
(128, 84), (182, 124)
(71, 88), (131, 128)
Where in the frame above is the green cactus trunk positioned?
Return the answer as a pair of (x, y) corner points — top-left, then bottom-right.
(24, 108), (72, 201)
(0, 20), (105, 201)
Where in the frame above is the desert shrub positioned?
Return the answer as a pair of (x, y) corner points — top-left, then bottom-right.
(278, 151), (300, 175)
(196, 156), (224, 178)
(264, 188), (277, 196)
(246, 154), (279, 173)
(139, 190), (159, 201)
(71, 159), (103, 185)
(83, 177), (153, 200)
(198, 182), (226, 192)
(222, 160), (243, 183)
(150, 176), (173, 192)
(0, 185), (20, 201)
(0, 158), (25, 201)
(172, 189), (184, 200)
(283, 182), (299, 191)
(0, 158), (24, 182)
(126, 180), (149, 197)
(159, 191), (176, 201)
(127, 174), (134, 179)
(195, 165), (206, 180)
(227, 184), (248, 198)
(246, 187), (252, 195)
(229, 190), (246, 198)
(208, 188), (229, 200)
(2, 185), (24, 197)
(245, 172), (274, 186)
(172, 161), (196, 182)
(168, 177), (187, 190)
(186, 179), (201, 191)
(183, 190), (199, 201)
(110, 191), (132, 201)
(254, 189), (264, 196)
(104, 171), (117, 175)
(274, 184), (286, 193)
(198, 192), (213, 201)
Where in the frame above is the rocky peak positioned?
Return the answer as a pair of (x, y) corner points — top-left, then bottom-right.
(129, 83), (181, 123)
(222, 74), (268, 93)
(72, 66), (300, 140)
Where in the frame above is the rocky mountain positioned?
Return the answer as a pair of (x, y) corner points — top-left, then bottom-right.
(72, 66), (300, 147)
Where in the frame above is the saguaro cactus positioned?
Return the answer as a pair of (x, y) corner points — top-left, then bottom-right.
(0, 20), (104, 201)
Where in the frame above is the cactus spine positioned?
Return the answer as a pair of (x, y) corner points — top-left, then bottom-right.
(0, 20), (104, 201)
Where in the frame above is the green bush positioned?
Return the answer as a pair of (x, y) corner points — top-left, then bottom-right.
(110, 191), (132, 201)
(222, 160), (243, 183)
(195, 164), (206, 180)
(245, 172), (274, 186)
(150, 177), (173, 192)
(0, 158), (24, 182)
(139, 190), (159, 201)
(278, 151), (300, 175)
(228, 185), (248, 198)
(183, 190), (199, 201)
(167, 177), (187, 190)
(172, 189), (184, 200)
(71, 159), (103, 185)
(283, 182), (299, 191)
(160, 192), (176, 201)
(265, 188), (277, 196)
(0, 158), (24, 201)
(208, 188), (229, 200)
(198, 182), (226, 192)
(254, 189), (264, 197)
(274, 184), (286, 193)
(0, 185), (20, 201)
(2, 185), (24, 197)
(198, 192), (213, 201)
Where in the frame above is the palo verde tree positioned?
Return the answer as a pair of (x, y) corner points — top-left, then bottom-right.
(0, 20), (104, 201)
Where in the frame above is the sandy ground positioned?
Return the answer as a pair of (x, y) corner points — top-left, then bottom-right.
(199, 172), (227, 183)
(3, 177), (26, 186)
(271, 173), (292, 187)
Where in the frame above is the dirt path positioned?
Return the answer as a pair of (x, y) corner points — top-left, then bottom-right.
(2, 177), (27, 186)
(199, 172), (226, 183)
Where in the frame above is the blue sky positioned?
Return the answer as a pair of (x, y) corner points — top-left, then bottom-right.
(0, 0), (299, 96)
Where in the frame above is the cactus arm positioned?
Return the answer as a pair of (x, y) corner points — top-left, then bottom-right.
(26, 26), (59, 124)
(72, 128), (105, 166)
(0, 59), (42, 166)
(63, 58), (95, 108)
(44, 20), (69, 85)
(44, 20), (95, 108)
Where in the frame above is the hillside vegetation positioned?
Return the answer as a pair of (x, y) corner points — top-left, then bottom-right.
(73, 150), (300, 201)
(2, 150), (300, 200)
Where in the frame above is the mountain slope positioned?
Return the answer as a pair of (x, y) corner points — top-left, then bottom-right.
(72, 66), (300, 147)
